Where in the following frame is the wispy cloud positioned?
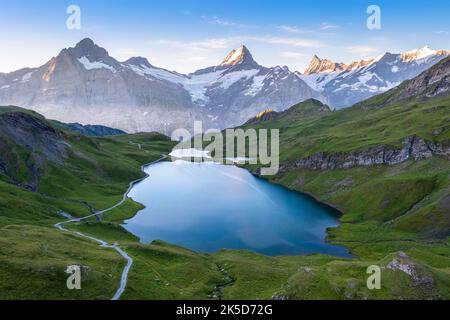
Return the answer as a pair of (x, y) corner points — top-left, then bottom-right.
(433, 30), (449, 35)
(277, 23), (340, 34)
(280, 51), (305, 58)
(277, 25), (308, 34)
(346, 45), (380, 56)
(157, 37), (240, 51)
(259, 37), (325, 48)
(319, 23), (340, 31)
(201, 16), (257, 28)
(158, 36), (324, 51)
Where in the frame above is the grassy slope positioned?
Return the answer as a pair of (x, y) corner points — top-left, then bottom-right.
(232, 95), (450, 299)
(0, 106), (177, 299)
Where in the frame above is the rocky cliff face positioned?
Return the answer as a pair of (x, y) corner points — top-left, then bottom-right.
(280, 135), (450, 172)
(0, 111), (68, 190)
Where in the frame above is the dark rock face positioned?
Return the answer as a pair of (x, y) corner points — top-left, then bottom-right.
(0, 112), (68, 190)
(280, 135), (450, 172)
(389, 56), (450, 103)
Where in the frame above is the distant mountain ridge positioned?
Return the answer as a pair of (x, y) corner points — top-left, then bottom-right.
(0, 39), (322, 134)
(0, 39), (448, 134)
(300, 46), (449, 108)
(64, 123), (126, 137)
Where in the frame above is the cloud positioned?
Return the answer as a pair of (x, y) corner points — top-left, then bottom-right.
(319, 23), (340, 31)
(201, 16), (256, 28)
(259, 37), (325, 48)
(158, 35), (324, 52)
(277, 25), (306, 34)
(280, 51), (305, 58)
(433, 30), (449, 35)
(157, 38), (240, 51)
(277, 23), (340, 34)
(346, 45), (380, 56)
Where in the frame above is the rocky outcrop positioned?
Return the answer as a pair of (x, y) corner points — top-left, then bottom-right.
(280, 135), (450, 172)
(0, 111), (69, 190)
(386, 252), (437, 297)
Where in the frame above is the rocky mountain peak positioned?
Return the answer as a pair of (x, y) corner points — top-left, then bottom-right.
(220, 45), (257, 67)
(304, 55), (347, 75)
(124, 56), (152, 68)
(345, 58), (374, 71)
(68, 38), (111, 61)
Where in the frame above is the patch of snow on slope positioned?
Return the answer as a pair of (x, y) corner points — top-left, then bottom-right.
(245, 75), (266, 96)
(21, 72), (33, 83)
(127, 63), (222, 103)
(218, 69), (260, 90)
(299, 72), (340, 91)
(78, 56), (116, 72)
(128, 64), (186, 83)
(183, 70), (224, 102)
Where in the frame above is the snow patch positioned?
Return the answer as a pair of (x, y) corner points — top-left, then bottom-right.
(218, 69), (260, 90)
(78, 56), (116, 72)
(21, 72), (33, 83)
(299, 72), (339, 91)
(245, 75), (266, 96)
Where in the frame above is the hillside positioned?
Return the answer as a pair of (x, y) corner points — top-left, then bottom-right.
(4, 103), (449, 300)
(53, 121), (126, 137)
(244, 99), (331, 125)
(235, 61), (450, 298)
(0, 106), (176, 299)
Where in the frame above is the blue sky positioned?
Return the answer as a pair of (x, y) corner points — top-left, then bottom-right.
(0, 0), (449, 73)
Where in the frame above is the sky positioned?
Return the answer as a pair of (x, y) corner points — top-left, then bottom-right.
(0, 0), (449, 74)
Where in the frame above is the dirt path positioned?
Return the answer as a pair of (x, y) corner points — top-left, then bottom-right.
(54, 154), (167, 300)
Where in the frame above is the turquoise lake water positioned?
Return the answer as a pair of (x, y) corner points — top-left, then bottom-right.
(123, 161), (350, 257)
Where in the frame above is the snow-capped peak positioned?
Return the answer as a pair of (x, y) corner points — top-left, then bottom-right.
(401, 46), (437, 62)
(220, 45), (255, 67)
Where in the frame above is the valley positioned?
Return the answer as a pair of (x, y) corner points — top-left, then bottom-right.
(0, 55), (449, 300)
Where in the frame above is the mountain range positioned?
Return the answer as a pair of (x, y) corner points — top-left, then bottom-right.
(0, 38), (448, 133)
(299, 46), (449, 108)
